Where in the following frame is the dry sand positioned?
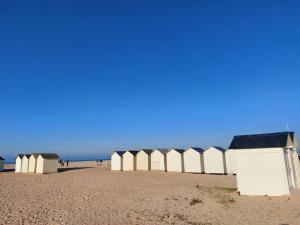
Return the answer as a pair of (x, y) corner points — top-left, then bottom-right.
(1, 161), (300, 225)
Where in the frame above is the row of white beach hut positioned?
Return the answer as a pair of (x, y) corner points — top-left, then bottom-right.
(15, 153), (59, 174)
(111, 146), (231, 174)
(111, 131), (300, 197)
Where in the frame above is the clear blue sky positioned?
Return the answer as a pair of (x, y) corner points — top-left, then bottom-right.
(1, 1), (300, 161)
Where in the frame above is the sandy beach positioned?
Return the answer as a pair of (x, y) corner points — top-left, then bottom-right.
(1, 161), (300, 225)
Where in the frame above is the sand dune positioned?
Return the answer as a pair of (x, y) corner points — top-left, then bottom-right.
(0, 161), (300, 225)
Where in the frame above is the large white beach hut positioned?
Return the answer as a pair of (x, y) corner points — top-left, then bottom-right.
(36, 153), (59, 174)
(28, 153), (40, 173)
(21, 154), (31, 173)
(166, 149), (185, 172)
(136, 149), (153, 171)
(150, 149), (168, 171)
(225, 149), (237, 174)
(183, 147), (205, 173)
(0, 156), (4, 172)
(231, 131), (300, 196)
(15, 154), (23, 173)
(111, 151), (125, 171)
(122, 150), (138, 171)
(203, 146), (226, 174)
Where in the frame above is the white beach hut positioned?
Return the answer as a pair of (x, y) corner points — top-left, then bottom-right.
(203, 146), (226, 174)
(122, 150), (138, 171)
(136, 149), (153, 171)
(21, 154), (31, 173)
(183, 147), (205, 173)
(15, 154), (24, 173)
(150, 149), (168, 171)
(28, 153), (40, 173)
(166, 149), (185, 172)
(231, 131), (300, 196)
(111, 151), (125, 171)
(225, 149), (237, 174)
(0, 156), (4, 172)
(36, 153), (59, 174)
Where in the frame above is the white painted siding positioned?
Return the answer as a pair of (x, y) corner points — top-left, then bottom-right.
(123, 151), (136, 171)
(21, 156), (29, 173)
(225, 149), (237, 174)
(166, 150), (183, 172)
(36, 157), (44, 174)
(183, 148), (202, 173)
(28, 156), (37, 173)
(15, 156), (22, 173)
(42, 159), (58, 173)
(36, 156), (58, 174)
(203, 147), (226, 174)
(150, 150), (166, 171)
(236, 148), (291, 196)
(136, 151), (150, 171)
(111, 153), (122, 171)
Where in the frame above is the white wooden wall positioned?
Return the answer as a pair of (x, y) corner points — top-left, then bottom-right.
(167, 150), (183, 172)
(236, 148), (291, 196)
(21, 157), (29, 173)
(151, 150), (166, 171)
(15, 157), (22, 173)
(123, 152), (136, 171)
(203, 147), (225, 174)
(136, 151), (150, 171)
(225, 149), (236, 174)
(183, 149), (202, 173)
(111, 153), (122, 171)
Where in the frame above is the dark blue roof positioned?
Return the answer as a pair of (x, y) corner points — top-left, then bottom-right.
(189, 147), (205, 153)
(229, 131), (295, 149)
(153, 149), (169, 154)
(127, 150), (139, 155)
(0, 156), (4, 160)
(114, 151), (126, 156)
(16, 154), (24, 159)
(170, 149), (185, 154)
(212, 146), (226, 152)
(139, 149), (153, 154)
(39, 153), (59, 159)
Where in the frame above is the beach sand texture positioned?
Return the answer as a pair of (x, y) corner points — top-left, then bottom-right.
(1, 161), (300, 225)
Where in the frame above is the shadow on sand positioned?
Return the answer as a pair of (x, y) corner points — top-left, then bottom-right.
(58, 167), (93, 173)
(2, 168), (15, 173)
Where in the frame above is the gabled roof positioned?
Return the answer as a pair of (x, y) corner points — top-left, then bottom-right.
(169, 149), (185, 154)
(39, 153), (59, 159)
(113, 151), (126, 156)
(16, 154), (24, 159)
(31, 153), (42, 158)
(139, 149), (153, 154)
(152, 148), (169, 154)
(32, 153), (59, 159)
(229, 131), (296, 149)
(0, 156), (4, 160)
(189, 147), (205, 153)
(212, 146), (226, 152)
(126, 150), (139, 156)
(22, 154), (31, 158)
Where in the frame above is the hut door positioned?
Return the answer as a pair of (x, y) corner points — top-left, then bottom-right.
(284, 149), (293, 191)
